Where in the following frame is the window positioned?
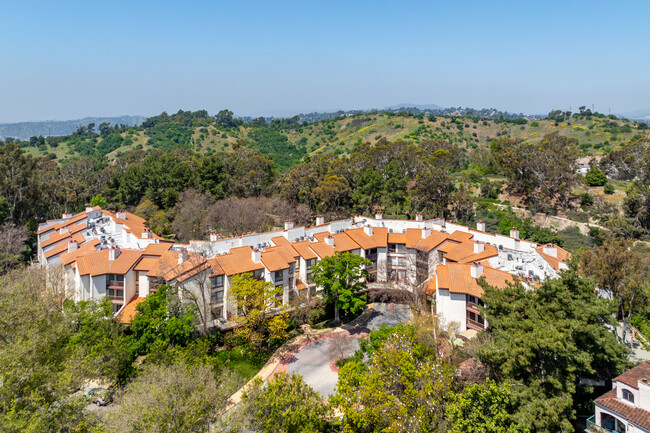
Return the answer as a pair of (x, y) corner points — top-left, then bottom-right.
(252, 269), (264, 280)
(111, 303), (122, 314)
(623, 388), (635, 403)
(388, 243), (406, 254)
(306, 258), (317, 283)
(274, 270), (284, 283)
(106, 274), (124, 300)
(211, 275), (224, 289)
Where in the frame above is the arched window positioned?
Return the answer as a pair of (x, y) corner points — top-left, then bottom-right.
(623, 388), (635, 403)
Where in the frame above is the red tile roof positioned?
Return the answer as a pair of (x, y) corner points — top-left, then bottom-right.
(535, 244), (570, 270)
(595, 388), (650, 431)
(77, 249), (143, 276)
(117, 296), (146, 324)
(214, 246), (264, 276)
(44, 233), (86, 259)
(435, 263), (517, 298)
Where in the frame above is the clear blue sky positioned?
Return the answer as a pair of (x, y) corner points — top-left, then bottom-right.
(1, 0), (649, 122)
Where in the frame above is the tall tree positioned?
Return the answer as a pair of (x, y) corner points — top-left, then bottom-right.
(581, 239), (650, 344)
(477, 267), (629, 432)
(312, 252), (371, 324)
(230, 372), (333, 433)
(228, 273), (289, 348)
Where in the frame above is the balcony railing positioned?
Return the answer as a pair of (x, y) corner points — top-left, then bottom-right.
(586, 415), (614, 433)
(107, 280), (124, 288)
(467, 318), (485, 331)
(467, 301), (481, 312)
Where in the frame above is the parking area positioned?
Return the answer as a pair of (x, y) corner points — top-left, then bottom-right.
(282, 302), (413, 397)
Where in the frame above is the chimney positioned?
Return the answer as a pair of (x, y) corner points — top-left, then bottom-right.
(375, 212), (383, 220)
(142, 228), (152, 239)
(251, 248), (261, 263)
(415, 213), (423, 222)
(67, 240), (78, 253)
(108, 246), (121, 261)
(470, 262), (484, 279)
(85, 205), (94, 213)
(209, 231), (219, 242)
(284, 220), (294, 230)
(477, 220), (486, 232)
(325, 235), (335, 247)
(510, 227), (519, 239)
(542, 244), (558, 258)
(62, 212), (72, 219)
(364, 225), (374, 236)
(59, 226), (69, 235)
(315, 215), (325, 226)
(422, 227), (431, 239)
(116, 210), (126, 220)
(177, 249), (188, 265)
(474, 242), (485, 254)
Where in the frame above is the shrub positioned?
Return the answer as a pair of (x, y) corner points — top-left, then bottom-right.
(585, 167), (607, 186)
(604, 183), (615, 194)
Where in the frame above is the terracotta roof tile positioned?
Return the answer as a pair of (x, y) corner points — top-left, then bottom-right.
(60, 239), (101, 266)
(535, 244), (570, 270)
(595, 387), (650, 431)
(416, 231), (450, 252)
(458, 244), (499, 264)
(44, 233), (86, 259)
(134, 257), (160, 272)
(437, 240), (461, 253)
(435, 262), (516, 298)
(426, 277), (437, 296)
(214, 246), (265, 276)
(614, 361), (650, 390)
(387, 232), (407, 244)
(291, 241), (318, 260)
(309, 241), (336, 259)
(143, 243), (173, 256)
(78, 249), (143, 276)
(117, 296), (146, 324)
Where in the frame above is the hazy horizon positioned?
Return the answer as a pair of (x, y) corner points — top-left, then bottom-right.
(2, 0), (649, 123)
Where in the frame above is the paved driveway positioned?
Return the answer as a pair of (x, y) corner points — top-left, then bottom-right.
(286, 302), (413, 397)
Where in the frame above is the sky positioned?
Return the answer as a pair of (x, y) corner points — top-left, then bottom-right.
(1, 0), (649, 122)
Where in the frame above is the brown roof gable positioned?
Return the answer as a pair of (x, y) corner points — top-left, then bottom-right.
(435, 262), (516, 299)
(78, 249), (143, 276)
(214, 246), (264, 276)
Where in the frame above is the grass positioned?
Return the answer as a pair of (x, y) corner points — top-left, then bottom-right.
(215, 346), (273, 381)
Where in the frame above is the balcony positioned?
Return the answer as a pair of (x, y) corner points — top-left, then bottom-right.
(467, 317), (485, 331)
(467, 301), (481, 312)
(586, 415), (614, 433)
(108, 280), (124, 288)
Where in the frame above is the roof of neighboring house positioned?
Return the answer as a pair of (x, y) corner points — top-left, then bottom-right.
(261, 247), (295, 272)
(60, 239), (101, 266)
(134, 257), (161, 272)
(77, 249), (143, 276)
(312, 231), (360, 252)
(437, 240), (461, 253)
(406, 228), (423, 249)
(595, 388), (650, 431)
(614, 361), (650, 390)
(344, 227), (388, 250)
(44, 233), (86, 259)
(37, 209), (95, 235)
(214, 246), (265, 276)
(445, 241), (499, 264)
(143, 243), (173, 256)
(387, 232), (407, 244)
(41, 229), (78, 249)
(291, 241), (319, 260)
(535, 244), (570, 270)
(309, 241), (336, 259)
(415, 231), (450, 252)
(111, 211), (164, 241)
(448, 230), (474, 242)
(426, 276), (437, 296)
(117, 296), (146, 324)
(435, 262), (517, 298)
(458, 244), (499, 264)
(146, 251), (179, 278)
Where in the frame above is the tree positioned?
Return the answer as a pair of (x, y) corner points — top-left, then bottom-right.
(312, 252), (371, 324)
(447, 379), (524, 433)
(228, 273), (288, 348)
(128, 286), (196, 356)
(230, 372), (333, 433)
(89, 193), (107, 208)
(332, 325), (455, 432)
(584, 167), (607, 187)
(0, 223), (28, 272)
(108, 361), (238, 433)
(477, 267), (629, 432)
(581, 239), (650, 344)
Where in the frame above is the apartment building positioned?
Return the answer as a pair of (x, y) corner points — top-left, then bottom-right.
(38, 209), (569, 332)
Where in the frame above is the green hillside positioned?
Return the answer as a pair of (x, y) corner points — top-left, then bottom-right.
(16, 110), (649, 171)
